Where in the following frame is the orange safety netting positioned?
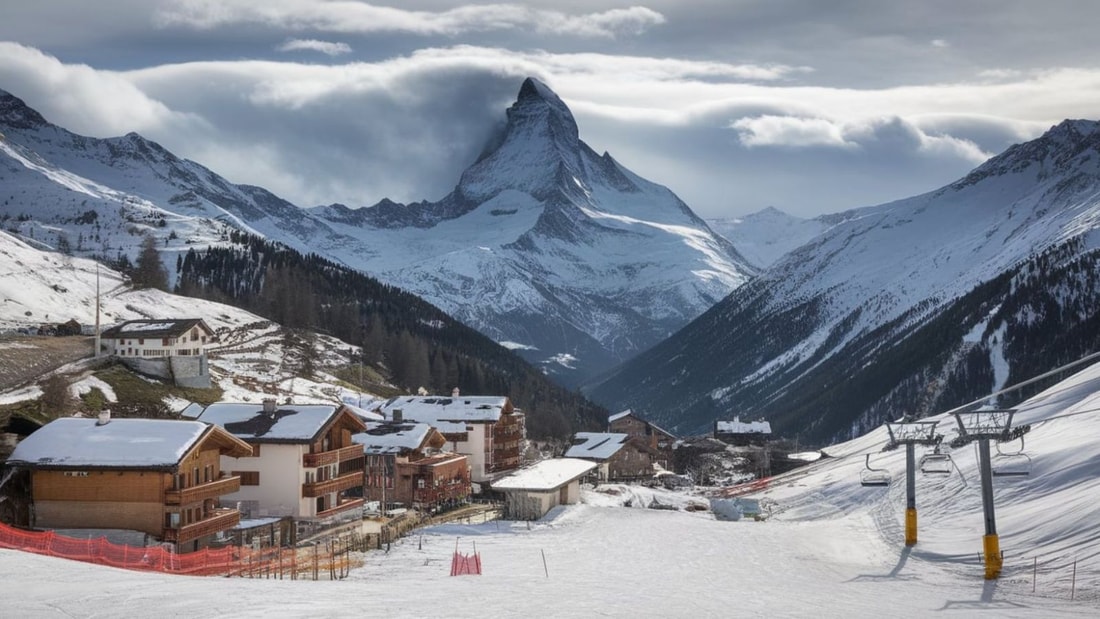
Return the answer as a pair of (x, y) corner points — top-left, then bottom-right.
(450, 550), (481, 576)
(0, 521), (295, 577)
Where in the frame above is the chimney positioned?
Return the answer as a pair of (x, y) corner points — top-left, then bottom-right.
(96, 410), (111, 426)
(262, 398), (277, 414)
(393, 408), (403, 423)
(452, 387), (460, 397)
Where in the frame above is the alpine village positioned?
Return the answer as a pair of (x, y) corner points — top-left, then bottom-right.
(2, 43), (1100, 616)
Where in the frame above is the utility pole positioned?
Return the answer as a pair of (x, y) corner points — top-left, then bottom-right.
(94, 262), (101, 358)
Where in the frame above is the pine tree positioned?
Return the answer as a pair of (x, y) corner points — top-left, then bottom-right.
(132, 234), (168, 290)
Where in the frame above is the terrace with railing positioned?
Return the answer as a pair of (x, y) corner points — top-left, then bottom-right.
(303, 444), (364, 468)
(164, 508), (240, 544)
(302, 471), (363, 498)
(165, 475), (241, 506)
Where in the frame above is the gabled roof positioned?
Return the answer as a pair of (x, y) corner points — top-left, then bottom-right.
(378, 395), (510, 424)
(716, 418), (772, 434)
(564, 432), (630, 460)
(6, 417), (250, 470)
(608, 409), (633, 423)
(196, 402), (366, 443)
(352, 421), (441, 455)
(492, 458), (596, 492)
(101, 318), (213, 340)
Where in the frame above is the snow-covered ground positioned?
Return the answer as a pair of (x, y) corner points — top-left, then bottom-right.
(4, 361), (1100, 616)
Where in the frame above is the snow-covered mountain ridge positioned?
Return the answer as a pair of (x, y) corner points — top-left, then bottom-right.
(588, 119), (1100, 443)
(707, 207), (832, 269)
(0, 81), (753, 386)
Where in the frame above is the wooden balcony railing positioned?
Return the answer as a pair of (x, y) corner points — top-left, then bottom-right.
(165, 475), (241, 506)
(303, 444), (364, 468)
(302, 472), (363, 498)
(163, 508), (240, 544)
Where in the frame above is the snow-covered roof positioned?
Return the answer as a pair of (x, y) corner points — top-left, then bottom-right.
(608, 409), (632, 423)
(379, 395), (509, 424)
(7, 417), (209, 469)
(352, 422), (433, 455)
(100, 318), (211, 339)
(492, 458), (596, 492)
(179, 402), (205, 419)
(196, 402), (355, 443)
(564, 432), (629, 460)
(716, 418), (772, 434)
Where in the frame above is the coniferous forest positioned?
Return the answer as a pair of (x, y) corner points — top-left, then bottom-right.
(175, 230), (606, 439)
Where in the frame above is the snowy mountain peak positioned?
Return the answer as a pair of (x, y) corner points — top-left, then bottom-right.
(0, 89), (48, 130)
(954, 118), (1100, 189)
(458, 77), (584, 202)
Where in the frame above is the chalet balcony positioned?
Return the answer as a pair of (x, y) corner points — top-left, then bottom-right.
(302, 472), (363, 498)
(163, 508), (240, 544)
(316, 497), (365, 520)
(303, 444), (364, 468)
(165, 475), (241, 506)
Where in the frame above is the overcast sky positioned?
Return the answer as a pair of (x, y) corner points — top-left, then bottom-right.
(2, 1), (1099, 219)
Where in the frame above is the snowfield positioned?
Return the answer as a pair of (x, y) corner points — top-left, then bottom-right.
(4, 361), (1100, 617)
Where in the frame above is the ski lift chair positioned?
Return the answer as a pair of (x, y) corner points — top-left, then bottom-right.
(860, 453), (891, 487)
(992, 436), (1032, 477)
(919, 446), (954, 476)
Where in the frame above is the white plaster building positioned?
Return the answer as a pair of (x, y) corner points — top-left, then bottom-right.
(189, 400), (367, 530)
(100, 318), (214, 358)
(376, 394), (524, 485)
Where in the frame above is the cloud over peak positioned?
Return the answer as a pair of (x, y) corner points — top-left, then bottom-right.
(276, 38), (352, 56)
(155, 1), (666, 38)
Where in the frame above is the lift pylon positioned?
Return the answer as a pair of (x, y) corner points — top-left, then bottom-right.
(885, 420), (942, 547)
(951, 408), (1026, 580)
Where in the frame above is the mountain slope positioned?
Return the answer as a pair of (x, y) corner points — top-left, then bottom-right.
(708, 207), (831, 269)
(0, 81), (752, 386)
(587, 120), (1100, 443)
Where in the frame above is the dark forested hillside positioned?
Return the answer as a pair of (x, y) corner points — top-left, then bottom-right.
(176, 230), (606, 438)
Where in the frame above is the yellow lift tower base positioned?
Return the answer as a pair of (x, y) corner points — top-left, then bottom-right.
(983, 534), (1002, 579)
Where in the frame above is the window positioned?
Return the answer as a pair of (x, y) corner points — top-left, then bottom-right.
(204, 465), (213, 483)
(139, 338), (144, 345)
(233, 471), (260, 486)
(248, 443), (260, 457)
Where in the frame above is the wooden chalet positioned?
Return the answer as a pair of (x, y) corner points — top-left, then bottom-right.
(352, 421), (470, 513)
(608, 409), (676, 456)
(565, 432), (664, 482)
(4, 413), (252, 552)
(193, 400), (367, 531)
